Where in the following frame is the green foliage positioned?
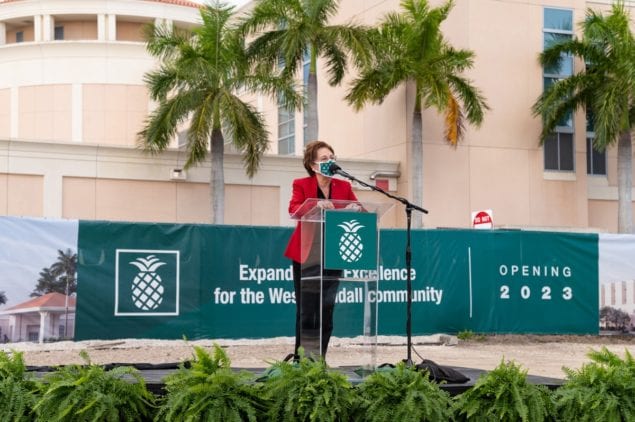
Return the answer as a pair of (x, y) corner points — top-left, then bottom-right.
(453, 359), (554, 422)
(533, 2), (635, 148)
(241, 0), (372, 140)
(242, 0), (371, 84)
(262, 352), (357, 422)
(345, 0), (488, 144)
(157, 344), (266, 421)
(457, 330), (486, 341)
(531, 2), (635, 233)
(0, 349), (28, 380)
(33, 350), (155, 421)
(140, 3), (299, 176)
(31, 249), (77, 298)
(0, 350), (39, 421)
(554, 347), (635, 421)
(355, 362), (453, 422)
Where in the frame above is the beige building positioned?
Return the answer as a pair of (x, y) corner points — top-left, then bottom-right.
(0, 0), (633, 231)
(0, 292), (75, 343)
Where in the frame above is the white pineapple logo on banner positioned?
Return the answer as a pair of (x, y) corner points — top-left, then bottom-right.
(115, 249), (179, 316)
(129, 255), (165, 311)
(338, 220), (364, 262)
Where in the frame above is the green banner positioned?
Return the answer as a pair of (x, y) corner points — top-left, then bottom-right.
(75, 223), (599, 340)
(372, 230), (598, 335)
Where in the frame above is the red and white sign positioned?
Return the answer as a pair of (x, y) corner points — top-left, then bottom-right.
(471, 209), (493, 229)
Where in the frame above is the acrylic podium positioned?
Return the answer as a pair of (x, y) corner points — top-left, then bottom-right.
(291, 198), (392, 373)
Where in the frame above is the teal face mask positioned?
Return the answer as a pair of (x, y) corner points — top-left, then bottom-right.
(317, 159), (336, 177)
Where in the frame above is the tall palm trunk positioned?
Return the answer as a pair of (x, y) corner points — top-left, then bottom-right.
(411, 100), (423, 228)
(305, 71), (319, 142)
(210, 128), (225, 224)
(617, 131), (633, 233)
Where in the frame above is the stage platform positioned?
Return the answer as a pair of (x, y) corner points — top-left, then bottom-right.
(27, 363), (564, 396)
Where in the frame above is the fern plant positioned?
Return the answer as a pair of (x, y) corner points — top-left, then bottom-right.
(453, 359), (554, 422)
(355, 362), (453, 421)
(0, 350), (39, 421)
(156, 344), (266, 421)
(553, 347), (635, 421)
(261, 352), (358, 421)
(32, 350), (155, 421)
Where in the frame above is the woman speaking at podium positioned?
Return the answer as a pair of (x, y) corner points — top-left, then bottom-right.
(284, 140), (360, 359)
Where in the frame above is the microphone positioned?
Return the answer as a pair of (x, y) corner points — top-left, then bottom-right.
(328, 162), (351, 178)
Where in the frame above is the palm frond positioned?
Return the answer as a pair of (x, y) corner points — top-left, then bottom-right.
(138, 90), (202, 153)
(592, 82), (628, 148)
(331, 23), (374, 69)
(346, 62), (407, 111)
(242, 71), (304, 111)
(318, 34), (347, 85)
(245, 30), (286, 68)
(306, 0), (339, 24)
(143, 23), (193, 61)
(447, 74), (489, 126)
(219, 93), (269, 177)
(532, 72), (595, 143)
(182, 91), (217, 168)
(444, 95), (463, 146)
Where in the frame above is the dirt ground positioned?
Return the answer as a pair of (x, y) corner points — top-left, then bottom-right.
(4, 334), (635, 379)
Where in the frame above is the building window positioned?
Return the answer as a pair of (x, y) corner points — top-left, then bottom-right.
(585, 110), (606, 175)
(16, 31), (24, 43)
(54, 25), (64, 40)
(544, 131), (574, 171)
(302, 50), (310, 145)
(543, 8), (574, 171)
(27, 324), (39, 342)
(278, 95), (295, 155)
(586, 136), (606, 175)
(277, 54), (295, 155)
(177, 130), (188, 150)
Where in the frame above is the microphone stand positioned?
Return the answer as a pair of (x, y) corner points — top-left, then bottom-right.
(331, 166), (428, 366)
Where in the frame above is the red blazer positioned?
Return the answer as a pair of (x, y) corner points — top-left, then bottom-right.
(284, 176), (358, 263)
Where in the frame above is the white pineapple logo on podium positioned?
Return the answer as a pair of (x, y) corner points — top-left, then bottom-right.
(129, 255), (166, 311)
(338, 220), (365, 262)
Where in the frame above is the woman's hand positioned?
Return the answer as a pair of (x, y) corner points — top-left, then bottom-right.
(344, 202), (362, 211)
(317, 200), (334, 209)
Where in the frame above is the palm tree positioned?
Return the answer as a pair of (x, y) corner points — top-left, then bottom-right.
(31, 267), (60, 297)
(241, 0), (371, 142)
(139, 2), (300, 224)
(50, 249), (77, 296)
(31, 249), (77, 297)
(345, 0), (488, 227)
(532, 3), (634, 233)
(51, 248), (77, 338)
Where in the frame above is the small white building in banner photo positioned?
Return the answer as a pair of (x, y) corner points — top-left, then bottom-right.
(0, 293), (75, 343)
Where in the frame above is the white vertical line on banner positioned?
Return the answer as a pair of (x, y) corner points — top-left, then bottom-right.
(468, 246), (473, 318)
